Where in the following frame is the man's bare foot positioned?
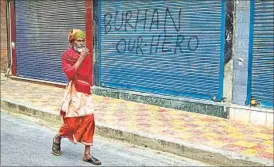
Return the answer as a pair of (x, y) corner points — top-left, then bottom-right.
(54, 135), (61, 144)
(52, 135), (62, 156)
(83, 154), (101, 165)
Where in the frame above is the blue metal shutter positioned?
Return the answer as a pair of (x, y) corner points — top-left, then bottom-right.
(15, 0), (85, 83)
(98, 0), (226, 100)
(248, 0), (274, 107)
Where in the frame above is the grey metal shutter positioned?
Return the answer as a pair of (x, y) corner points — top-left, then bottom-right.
(97, 0), (226, 101)
(248, 0), (274, 107)
(15, 0), (85, 83)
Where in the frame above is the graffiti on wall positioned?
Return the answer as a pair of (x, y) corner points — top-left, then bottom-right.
(103, 8), (199, 55)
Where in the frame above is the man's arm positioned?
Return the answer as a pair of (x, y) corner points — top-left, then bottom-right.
(62, 48), (89, 80)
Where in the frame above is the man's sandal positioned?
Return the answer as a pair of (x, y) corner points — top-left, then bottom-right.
(83, 156), (101, 165)
(52, 138), (61, 156)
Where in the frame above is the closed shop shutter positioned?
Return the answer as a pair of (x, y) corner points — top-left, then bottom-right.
(98, 0), (226, 100)
(15, 0), (85, 83)
(248, 0), (274, 107)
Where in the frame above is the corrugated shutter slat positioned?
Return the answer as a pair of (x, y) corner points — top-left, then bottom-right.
(15, 0), (85, 83)
(98, 0), (225, 100)
(251, 1), (274, 107)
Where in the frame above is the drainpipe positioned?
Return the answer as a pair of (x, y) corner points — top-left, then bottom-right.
(5, 0), (12, 77)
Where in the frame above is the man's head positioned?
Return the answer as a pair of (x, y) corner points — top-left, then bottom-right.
(68, 29), (86, 52)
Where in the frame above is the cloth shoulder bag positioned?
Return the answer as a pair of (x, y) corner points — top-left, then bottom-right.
(60, 81), (73, 115)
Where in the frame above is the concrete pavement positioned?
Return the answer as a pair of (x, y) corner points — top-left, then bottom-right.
(1, 78), (273, 166)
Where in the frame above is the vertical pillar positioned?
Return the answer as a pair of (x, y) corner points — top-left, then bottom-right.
(232, 0), (251, 105)
(10, 0), (16, 76)
(86, 0), (93, 86)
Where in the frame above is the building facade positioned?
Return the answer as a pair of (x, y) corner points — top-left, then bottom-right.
(2, 0), (273, 125)
(1, 0), (8, 73)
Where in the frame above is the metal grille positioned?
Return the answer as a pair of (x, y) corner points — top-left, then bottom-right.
(15, 0), (85, 83)
(98, 0), (226, 100)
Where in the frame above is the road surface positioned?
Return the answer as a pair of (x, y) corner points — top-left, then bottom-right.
(1, 110), (209, 166)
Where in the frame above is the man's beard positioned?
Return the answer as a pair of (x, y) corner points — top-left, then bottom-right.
(74, 44), (86, 53)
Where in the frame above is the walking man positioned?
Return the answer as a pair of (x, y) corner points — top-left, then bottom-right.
(52, 29), (101, 165)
